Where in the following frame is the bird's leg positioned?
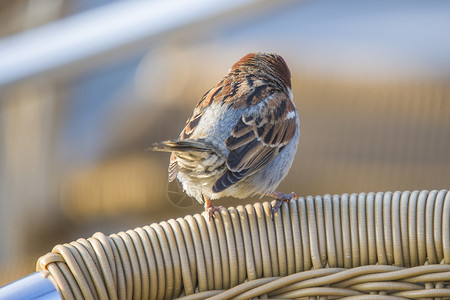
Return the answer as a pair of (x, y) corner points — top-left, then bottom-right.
(203, 196), (223, 220)
(268, 191), (297, 219)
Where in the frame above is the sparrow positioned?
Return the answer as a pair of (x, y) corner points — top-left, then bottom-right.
(152, 52), (300, 218)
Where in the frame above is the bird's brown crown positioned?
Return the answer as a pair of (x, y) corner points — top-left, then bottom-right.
(230, 52), (292, 90)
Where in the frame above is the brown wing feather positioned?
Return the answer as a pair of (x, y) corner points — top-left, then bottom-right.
(213, 91), (297, 192)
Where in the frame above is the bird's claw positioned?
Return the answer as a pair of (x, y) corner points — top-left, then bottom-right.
(271, 192), (297, 219)
(206, 205), (224, 221)
(203, 196), (224, 221)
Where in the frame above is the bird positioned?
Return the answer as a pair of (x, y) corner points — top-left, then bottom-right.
(152, 52), (300, 219)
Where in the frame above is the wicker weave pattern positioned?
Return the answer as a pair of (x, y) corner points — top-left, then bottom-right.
(37, 190), (450, 299)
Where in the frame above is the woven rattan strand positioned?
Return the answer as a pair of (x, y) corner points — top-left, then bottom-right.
(37, 190), (450, 299)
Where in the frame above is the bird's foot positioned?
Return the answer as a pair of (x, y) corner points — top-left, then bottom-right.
(204, 196), (223, 220)
(205, 204), (224, 220)
(269, 191), (297, 219)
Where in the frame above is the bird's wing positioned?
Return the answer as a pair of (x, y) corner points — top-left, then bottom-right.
(165, 84), (219, 181)
(213, 91), (297, 192)
(170, 73), (246, 180)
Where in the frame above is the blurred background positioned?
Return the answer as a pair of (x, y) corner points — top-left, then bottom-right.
(0, 0), (449, 285)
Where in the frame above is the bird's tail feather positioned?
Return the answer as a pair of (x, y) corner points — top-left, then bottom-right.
(150, 139), (213, 153)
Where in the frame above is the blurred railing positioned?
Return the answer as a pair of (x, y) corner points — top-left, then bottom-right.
(0, 0), (294, 89)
